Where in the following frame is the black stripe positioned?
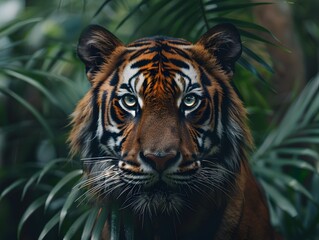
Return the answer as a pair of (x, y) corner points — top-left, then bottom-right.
(170, 58), (189, 69)
(110, 71), (119, 86)
(186, 83), (200, 92)
(101, 91), (107, 130)
(213, 91), (219, 133)
(128, 41), (150, 47)
(88, 80), (105, 156)
(199, 68), (212, 86)
(129, 49), (146, 60)
(196, 101), (211, 125)
(131, 59), (152, 68)
(173, 48), (191, 60)
(215, 77), (241, 172)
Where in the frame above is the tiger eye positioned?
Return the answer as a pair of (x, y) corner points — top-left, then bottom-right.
(123, 94), (137, 108)
(183, 94), (197, 108)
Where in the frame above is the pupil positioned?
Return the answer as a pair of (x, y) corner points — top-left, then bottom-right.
(126, 96), (135, 106)
(185, 96), (195, 105)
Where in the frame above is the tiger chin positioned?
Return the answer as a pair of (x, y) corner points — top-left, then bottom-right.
(69, 23), (281, 240)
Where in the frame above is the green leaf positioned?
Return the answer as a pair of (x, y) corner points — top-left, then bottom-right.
(206, 2), (273, 13)
(0, 87), (54, 138)
(122, 208), (134, 240)
(37, 158), (67, 184)
(242, 46), (273, 73)
(91, 207), (108, 240)
(110, 204), (120, 240)
(213, 17), (279, 42)
(301, 74), (319, 125)
(2, 69), (62, 110)
(116, 0), (151, 31)
(0, 18), (42, 37)
(282, 137), (319, 145)
(260, 180), (298, 217)
(255, 167), (315, 202)
(45, 170), (82, 210)
(199, 0), (209, 30)
(240, 29), (280, 47)
(22, 171), (41, 200)
(270, 76), (319, 145)
(93, 0), (113, 18)
(63, 211), (90, 240)
(262, 158), (317, 173)
(81, 207), (100, 240)
(59, 184), (82, 229)
(0, 179), (26, 201)
(38, 211), (60, 240)
(18, 195), (46, 239)
(237, 57), (275, 92)
(272, 148), (319, 161)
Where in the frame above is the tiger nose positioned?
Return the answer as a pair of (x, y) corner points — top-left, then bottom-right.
(141, 151), (179, 172)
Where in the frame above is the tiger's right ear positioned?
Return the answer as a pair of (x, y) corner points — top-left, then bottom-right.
(77, 25), (123, 81)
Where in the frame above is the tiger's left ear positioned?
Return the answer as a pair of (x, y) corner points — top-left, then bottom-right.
(77, 25), (123, 81)
(197, 23), (242, 75)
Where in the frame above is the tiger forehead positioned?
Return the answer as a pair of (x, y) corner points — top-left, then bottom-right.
(127, 36), (192, 48)
(125, 36), (193, 73)
(118, 37), (200, 96)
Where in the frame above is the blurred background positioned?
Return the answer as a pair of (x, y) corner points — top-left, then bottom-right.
(0, 0), (318, 239)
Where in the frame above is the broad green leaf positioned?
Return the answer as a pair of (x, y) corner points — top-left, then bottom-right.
(81, 207), (100, 240)
(91, 207), (108, 240)
(45, 170), (82, 210)
(38, 212), (60, 240)
(260, 180), (298, 217)
(0, 179), (25, 201)
(18, 195), (46, 239)
(63, 211), (90, 240)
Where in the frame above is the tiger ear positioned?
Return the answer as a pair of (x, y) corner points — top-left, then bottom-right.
(197, 23), (242, 74)
(77, 25), (123, 81)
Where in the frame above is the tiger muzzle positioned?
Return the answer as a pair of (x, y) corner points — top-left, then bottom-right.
(140, 151), (180, 172)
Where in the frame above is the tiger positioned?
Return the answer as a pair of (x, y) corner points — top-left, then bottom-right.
(69, 23), (281, 240)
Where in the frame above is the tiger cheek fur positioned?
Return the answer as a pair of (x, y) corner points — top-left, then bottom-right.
(69, 24), (281, 239)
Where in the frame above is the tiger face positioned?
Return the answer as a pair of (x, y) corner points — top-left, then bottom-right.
(69, 24), (252, 216)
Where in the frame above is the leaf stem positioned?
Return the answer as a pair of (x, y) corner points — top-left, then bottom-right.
(199, 0), (210, 30)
